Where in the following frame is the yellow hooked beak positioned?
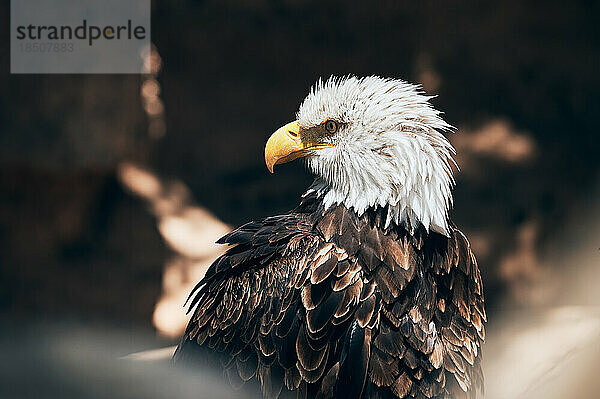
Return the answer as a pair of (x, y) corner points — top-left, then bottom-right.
(265, 120), (335, 173)
(264, 121), (305, 173)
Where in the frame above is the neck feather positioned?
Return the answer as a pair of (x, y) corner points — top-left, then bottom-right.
(305, 133), (455, 236)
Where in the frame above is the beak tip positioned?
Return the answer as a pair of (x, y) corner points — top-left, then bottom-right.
(264, 120), (302, 174)
(265, 154), (274, 173)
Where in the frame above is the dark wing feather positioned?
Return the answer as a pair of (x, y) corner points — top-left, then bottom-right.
(335, 321), (371, 399)
(174, 212), (317, 399)
(432, 228), (486, 398)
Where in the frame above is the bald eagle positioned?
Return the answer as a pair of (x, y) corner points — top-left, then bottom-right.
(174, 76), (486, 399)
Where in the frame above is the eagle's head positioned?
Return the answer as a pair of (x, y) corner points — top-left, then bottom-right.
(265, 76), (456, 236)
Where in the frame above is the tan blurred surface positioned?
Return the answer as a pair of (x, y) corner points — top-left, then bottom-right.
(483, 182), (600, 399)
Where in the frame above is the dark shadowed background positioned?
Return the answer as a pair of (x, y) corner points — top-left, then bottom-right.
(1, 1), (600, 398)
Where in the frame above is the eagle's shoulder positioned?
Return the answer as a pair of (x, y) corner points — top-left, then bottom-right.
(176, 208), (320, 344)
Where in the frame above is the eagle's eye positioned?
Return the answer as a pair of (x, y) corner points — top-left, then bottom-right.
(324, 120), (339, 134)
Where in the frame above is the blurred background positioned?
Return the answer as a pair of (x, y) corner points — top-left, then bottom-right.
(1, 1), (600, 398)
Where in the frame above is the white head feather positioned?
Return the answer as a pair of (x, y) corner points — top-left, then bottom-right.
(297, 76), (456, 236)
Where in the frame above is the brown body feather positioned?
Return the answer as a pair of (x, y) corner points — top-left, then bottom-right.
(174, 193), (486, 399)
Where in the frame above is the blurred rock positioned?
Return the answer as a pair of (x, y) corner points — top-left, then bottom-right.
(484, 306), (600, 399)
